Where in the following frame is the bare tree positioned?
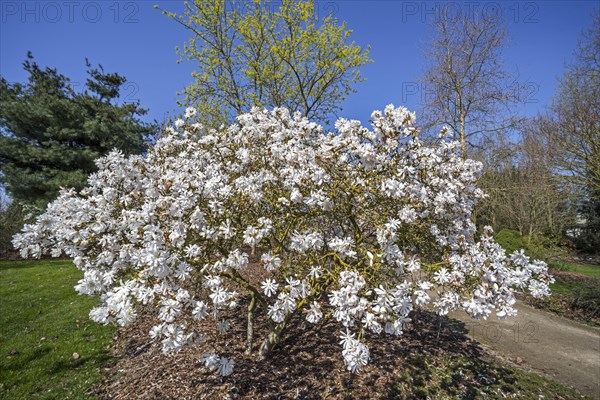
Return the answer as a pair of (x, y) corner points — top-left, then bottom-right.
(540, 11), (600, 200)
(533, 11), (600, 252)
(474, 129), (575, 246)
(421, 9), (519, 159)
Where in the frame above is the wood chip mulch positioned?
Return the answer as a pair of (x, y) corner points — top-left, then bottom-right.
(92, 305), (508, 400)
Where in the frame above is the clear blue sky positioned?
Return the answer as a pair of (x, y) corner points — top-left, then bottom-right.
(1, 1), (598, 127)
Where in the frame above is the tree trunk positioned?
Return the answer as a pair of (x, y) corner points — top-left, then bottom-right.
(547, 197), (554, 233)
(460, 112), (467, 160)
(245, 294), (257, 354)
(258, 317), (290, 360)
(527, 223), (534, 246)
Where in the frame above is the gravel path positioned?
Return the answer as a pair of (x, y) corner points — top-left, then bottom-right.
(448, 302), (600, 399)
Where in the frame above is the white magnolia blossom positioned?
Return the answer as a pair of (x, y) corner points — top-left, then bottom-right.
(202, 350), (220, 372)
(308, 265), (323, 280)
(340, 330), (370, 373)
(261, 279), (279, 297)
(184, 107), (197, 119)
(217, 319), (231, 334)
(218, 356), (234, 376)
(13, 105), (553, 376)
(306, 301), (323, 324)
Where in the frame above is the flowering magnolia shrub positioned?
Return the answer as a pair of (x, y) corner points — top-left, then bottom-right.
(13, 105), (553, 375)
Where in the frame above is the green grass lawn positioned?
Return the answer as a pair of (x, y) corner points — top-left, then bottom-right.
(548, 261), (600, 297)
(550, 261), (600, 279)
(0, 259), (114, 399)
(550, 279), (583, 295)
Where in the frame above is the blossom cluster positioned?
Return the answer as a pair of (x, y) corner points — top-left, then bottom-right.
(13, 105), (553, 375)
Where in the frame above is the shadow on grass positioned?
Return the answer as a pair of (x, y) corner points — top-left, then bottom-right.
(5, 345), (113, 376)
(47, 350), (113, 376)
(4, 346), (52, 370)
(2, 346), (115, 400)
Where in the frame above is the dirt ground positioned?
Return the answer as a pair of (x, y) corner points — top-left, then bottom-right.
(448, 301), (600, 399)
(95, 302), (593, 400)
(95, 310), (490, 399)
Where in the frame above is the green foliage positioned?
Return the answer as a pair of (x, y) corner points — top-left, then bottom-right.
(0, 200), (29, 256)
(494, 229), (567, 261)
(160, 0), (371, 127)
(535, 259), (600, 324)
(0, 53), (154, 208)
(0, 259), (114, 399)
(493, 229), (526, 256)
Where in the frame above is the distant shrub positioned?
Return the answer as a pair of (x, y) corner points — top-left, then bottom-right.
(0, 201), (29, 257)
(494, 230), (526, 256)
(494, 229), (567, 262)
(572, 281), (600, 318)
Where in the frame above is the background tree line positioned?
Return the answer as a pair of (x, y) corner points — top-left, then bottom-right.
(0, 53), (155, 254)
(421, 8), (599, 256)
(1, 1), (598, 258)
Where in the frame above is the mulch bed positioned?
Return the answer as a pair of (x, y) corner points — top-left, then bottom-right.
(93, 304), (511, 400)
(0, 250), (24, 261)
